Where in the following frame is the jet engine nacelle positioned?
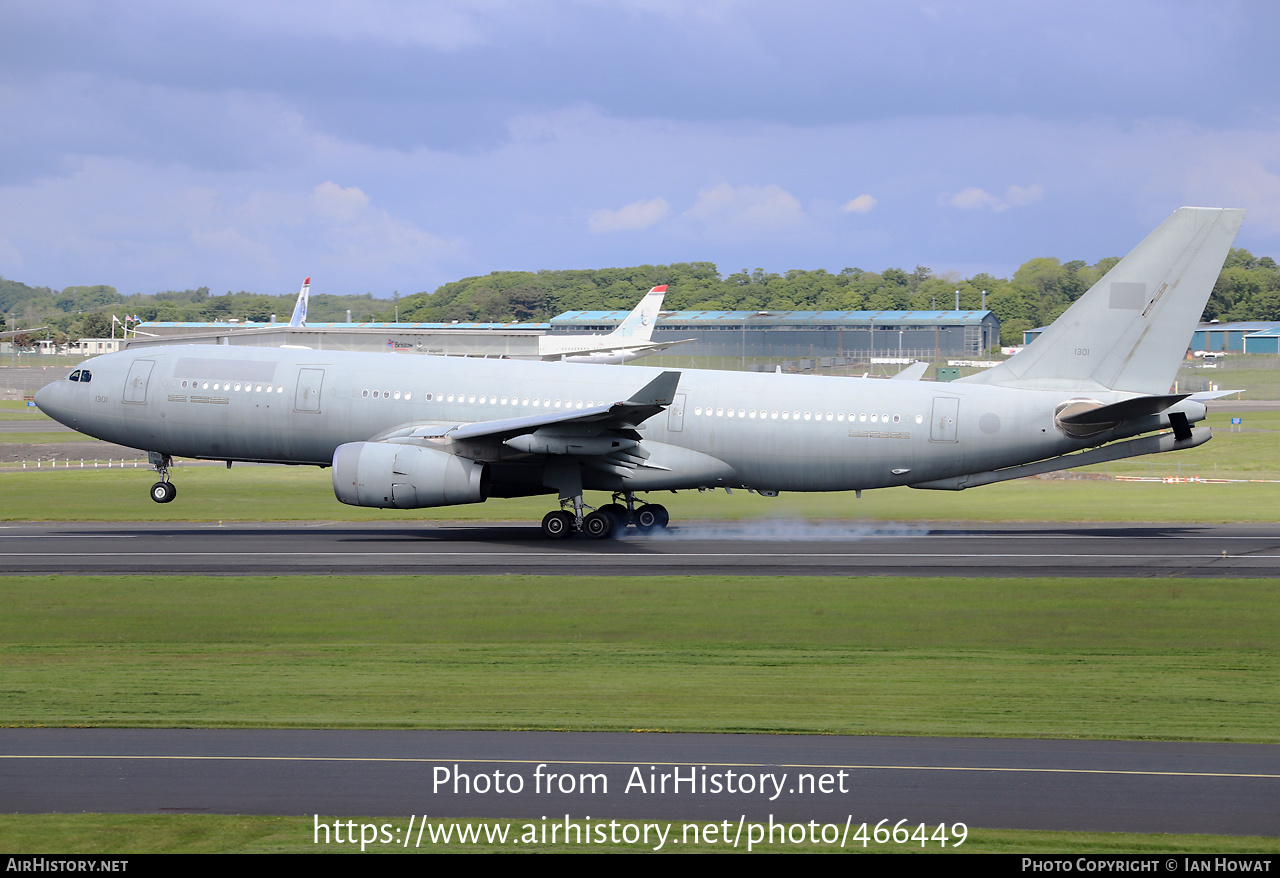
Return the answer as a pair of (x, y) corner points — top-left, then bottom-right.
(332, 441), (488, 509)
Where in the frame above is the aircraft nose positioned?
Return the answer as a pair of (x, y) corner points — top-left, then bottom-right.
(34, 380), (70, 426)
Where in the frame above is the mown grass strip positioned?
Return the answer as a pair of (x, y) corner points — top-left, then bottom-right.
(2, 576), (1275, 740)
(1, 814), (1277, 854)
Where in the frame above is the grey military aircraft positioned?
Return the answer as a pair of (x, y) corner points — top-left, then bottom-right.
(35, 207), (1243, 538)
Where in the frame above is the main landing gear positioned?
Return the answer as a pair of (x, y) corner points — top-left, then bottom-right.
(540, 492), (669, 540)
(148, 452), (177, 504)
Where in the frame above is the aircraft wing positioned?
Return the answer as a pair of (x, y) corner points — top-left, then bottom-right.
(369, 370), (681, 447)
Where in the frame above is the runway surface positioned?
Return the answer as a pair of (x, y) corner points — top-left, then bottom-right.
(3, 520), (1280, 577)
(3, 729), (1277, 837)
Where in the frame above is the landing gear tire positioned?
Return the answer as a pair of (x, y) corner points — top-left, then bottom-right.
(541, 510), (575, 539)
(150, 481), (176, 504)
(634, 503), (668, 532)
(583, 510), (618, 540)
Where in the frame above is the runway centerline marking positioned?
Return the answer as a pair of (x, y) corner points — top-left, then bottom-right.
(3, 754), (1276, 780)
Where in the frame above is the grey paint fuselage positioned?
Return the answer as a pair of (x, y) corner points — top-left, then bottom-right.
(34, 344), (1194, 495)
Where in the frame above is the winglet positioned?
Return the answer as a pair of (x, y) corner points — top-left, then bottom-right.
(627, 370), (681, 406)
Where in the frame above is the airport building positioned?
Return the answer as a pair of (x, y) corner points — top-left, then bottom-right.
(1188, 321), (1280, 354)
(122, 310), (1000, 363)
(550, 310), (1000, 360)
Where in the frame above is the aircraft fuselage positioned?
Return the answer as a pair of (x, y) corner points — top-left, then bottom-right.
(34, 344), (1198, 496)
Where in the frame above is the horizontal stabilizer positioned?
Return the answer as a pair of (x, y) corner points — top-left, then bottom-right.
(1057, 394), (1189, 426)
(890, 362), (929, 381)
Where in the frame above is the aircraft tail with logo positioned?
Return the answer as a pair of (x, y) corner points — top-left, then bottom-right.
(608, 285), (667, 341)
(288, 277), (311, 328)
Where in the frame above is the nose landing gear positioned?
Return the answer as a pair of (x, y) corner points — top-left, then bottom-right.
(148, 452), (176, 503)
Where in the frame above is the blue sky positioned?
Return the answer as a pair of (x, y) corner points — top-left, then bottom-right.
(2, 0), (1278, 299)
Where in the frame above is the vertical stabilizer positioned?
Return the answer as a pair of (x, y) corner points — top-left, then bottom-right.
(609, 285), (667, 340)
(289, 277), (311, 328)
(959, 208), (1243, 394)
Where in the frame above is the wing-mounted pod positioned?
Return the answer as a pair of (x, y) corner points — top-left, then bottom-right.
(332, 441), (488, 509)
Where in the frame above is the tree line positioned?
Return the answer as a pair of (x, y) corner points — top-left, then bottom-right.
(4, 248), (1279, 348)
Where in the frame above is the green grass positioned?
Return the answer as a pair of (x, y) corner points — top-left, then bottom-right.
(1, 814), (1277, 854)
(2, 576), (1275, 740)
(4, 406), (1278, 521)
(6, 461), (1280, 522)
(1176, 355), (1280, 399)
(0, 402), (50, 421)
(0, 430), (92, 443)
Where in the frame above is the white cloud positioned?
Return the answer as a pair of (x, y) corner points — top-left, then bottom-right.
(842, 194), (877, 214)
(588, 196), (669, 233)
(947, 184), (1043, 212)
(311, 181), (373, 223)
(684, 183), (804, 232)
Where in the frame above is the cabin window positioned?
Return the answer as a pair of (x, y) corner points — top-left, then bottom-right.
(770, 411), (778, 419)
(394, 391), (402, 400)
(694, 406), (702, 415)
(782, 411), (790, 420)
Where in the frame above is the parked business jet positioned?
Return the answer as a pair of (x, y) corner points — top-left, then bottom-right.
(35, 207), (1243, 538)
(535, 285), (690, 363)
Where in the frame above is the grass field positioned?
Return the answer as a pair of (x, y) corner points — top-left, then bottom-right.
(2, 814), (1277, 854)
(4, 403), (1278, 522)
(3, 575), (1275, 740)
(7, 460), (1280, 522)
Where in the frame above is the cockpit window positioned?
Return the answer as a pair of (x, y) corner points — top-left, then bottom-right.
(79, 370), (91, 383)
(69, 370), (81, 382)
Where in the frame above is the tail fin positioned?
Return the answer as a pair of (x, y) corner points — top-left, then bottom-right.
(960, 207), (1243, 394)
(288, 277), (310, 328)
(609, 285), (667, 341)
